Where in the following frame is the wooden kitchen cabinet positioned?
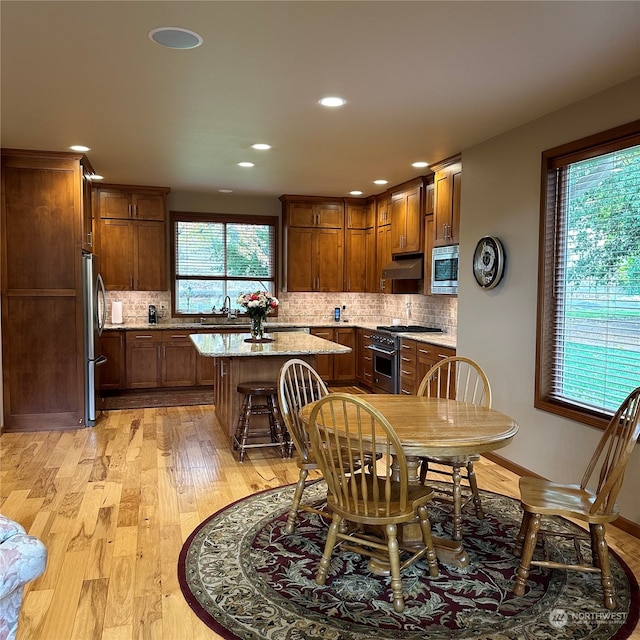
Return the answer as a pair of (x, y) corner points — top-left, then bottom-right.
(356, 328), (374, 388)
(390, 179), (423, 255)
(97, 184), (169, 221)
(161, 330), (197, 387)
(96, 183), (169, 291)
(310, 327), (355, 383)
(399, 338), (456, 395)
(282, 196), (345, 292)
(99, 330), (126, 390)
(1, 149), (91, 431)
(344, 200), (374, 293)
(432, 155), (462, 247)
(98, 218), (166, 291)
(125, 331), (162, 388)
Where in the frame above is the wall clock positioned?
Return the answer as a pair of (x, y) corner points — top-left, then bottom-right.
(473, 236), (505, 289)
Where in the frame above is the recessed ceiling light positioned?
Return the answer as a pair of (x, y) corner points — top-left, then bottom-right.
(319, 96), (347, 108)
(238, 162), (254, 168)
(251, 143), (271, 150)
(350, 190), (363, 196)
(218, 189), (233, 193)
(89, 174), (104, 181)
(149, 27), (203, 50)
(70, 145), (90, 152)
(373, 179), (388, 185)
(412, 161), (429, 168)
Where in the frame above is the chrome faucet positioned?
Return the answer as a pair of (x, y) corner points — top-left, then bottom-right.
(221, 295), (233, 319)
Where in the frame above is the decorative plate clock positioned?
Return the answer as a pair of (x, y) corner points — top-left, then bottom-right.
(473, 236), (505, 289)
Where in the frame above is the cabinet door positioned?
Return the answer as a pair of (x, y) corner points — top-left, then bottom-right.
(315, 228), (344, 292)
(81, 163), (95, 252)
(376, 195), (391, 227)
(356, 329), (373, 387)
(286, 227), (314, 291)
(315, 202), (344, 228)
(344, 228), (367, 292)
(126, 332), (161, 388)
(310, 328), (334, 380)
(132, 192), (167, 221)
(286, 202), (316, 227)
(100, 331), (125, 390)
(375, 224), (392, 294)
(99, 218), (135, 290)
(391, 184), (422, 254)
(162, 332), (197, 387)
(333, 328), (355, 381)
(99, 188), (132, 219)
(135, 221), (166, 291)
(434, 160), (462, 246)
(346, 203), (370, 229)
(399, 339), (418, 395)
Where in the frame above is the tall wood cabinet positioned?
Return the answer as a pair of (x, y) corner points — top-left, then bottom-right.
(344, 200), (375, 292)
(96, 184), (170, 291)
(281, 196), (344, 292)
(432, 155), (462, 247)
(1, 149), (94, 431)
(390, 178), (423, 255)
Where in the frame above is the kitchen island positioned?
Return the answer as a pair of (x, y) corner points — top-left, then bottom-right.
(190, 331), (351, 441)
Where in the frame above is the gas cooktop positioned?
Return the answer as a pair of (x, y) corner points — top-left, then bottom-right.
(376, 325), (443, 333)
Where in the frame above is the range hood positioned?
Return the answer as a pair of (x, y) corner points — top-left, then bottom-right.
(381, 255), (424, 280)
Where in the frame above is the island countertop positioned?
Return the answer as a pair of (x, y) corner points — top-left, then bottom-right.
(190, 331), (352, 357)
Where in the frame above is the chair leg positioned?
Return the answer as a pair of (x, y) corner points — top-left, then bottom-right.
(233, 395), (252, 462)
(513, 512), (541, 597)
(316, 514), (342, 586)
(514, 511), (531, 556)
(385, 523), (405, 613)
(466, 461), (484, 518)
(451, 463), (463, 541)
(417, 504), (439, 577)
(418, 457), (428, 485)
(285, 468), (308, 534)
(591, 523), (616, 610)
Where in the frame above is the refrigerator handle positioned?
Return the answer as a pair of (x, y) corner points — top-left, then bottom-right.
(97, 272), (107, 336)
(96, 355), (108, 366)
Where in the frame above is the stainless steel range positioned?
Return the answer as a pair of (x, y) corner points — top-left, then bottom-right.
(370, 325), (443, 394)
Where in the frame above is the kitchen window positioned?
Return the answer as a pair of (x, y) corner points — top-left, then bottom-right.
(171, 212), (278, 316)
(535, 120), (640, 428)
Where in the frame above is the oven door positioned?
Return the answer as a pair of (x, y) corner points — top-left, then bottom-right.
(370, 345), (397, 394)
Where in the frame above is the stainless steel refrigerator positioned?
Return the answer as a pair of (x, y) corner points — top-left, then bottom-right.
(82, 253), (107, 426)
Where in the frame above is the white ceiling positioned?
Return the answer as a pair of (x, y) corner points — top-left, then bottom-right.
(2, 1), (639, 198)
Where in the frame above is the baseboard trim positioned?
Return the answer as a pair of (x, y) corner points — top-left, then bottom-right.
(484, 452), (640, 539)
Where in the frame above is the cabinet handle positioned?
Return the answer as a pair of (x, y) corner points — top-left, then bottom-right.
(128, 204), (133, 218)
(221, 361), (226, 377)
(132, 204), (138, 218)
(87, 231), (92, 246)
(135, 335), (153, 339)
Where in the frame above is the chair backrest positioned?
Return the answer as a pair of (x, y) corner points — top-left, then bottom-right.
(582, 386), (640, 516)
(417, 356), (492, 408)
(278, 358), (328, 462)
(308, 393), (409, 519)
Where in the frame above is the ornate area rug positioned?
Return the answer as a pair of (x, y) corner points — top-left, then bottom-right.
(178, 482), (638, 640)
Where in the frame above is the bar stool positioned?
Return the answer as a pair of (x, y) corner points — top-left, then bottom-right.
(233, 381), (288, 462)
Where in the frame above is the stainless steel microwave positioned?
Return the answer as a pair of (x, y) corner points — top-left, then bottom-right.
(431, 245), (459, 294)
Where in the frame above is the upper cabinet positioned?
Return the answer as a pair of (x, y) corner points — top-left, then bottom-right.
(96, 183), (170, 291)
(390, 178), (424, 255)
(345, 200), (375, 293)
(432, 155), (462, 247)
(98, 185), (169, 221)
(281, 196), (345, 292)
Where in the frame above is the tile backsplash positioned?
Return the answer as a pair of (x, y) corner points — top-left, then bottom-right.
(105, 291), (457, 334)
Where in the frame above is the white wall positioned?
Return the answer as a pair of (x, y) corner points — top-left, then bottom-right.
(457, 77), (640, 524)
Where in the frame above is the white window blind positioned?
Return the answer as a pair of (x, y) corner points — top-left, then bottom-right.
(173, 216), (277, 315)
(542, 137), (640, 417)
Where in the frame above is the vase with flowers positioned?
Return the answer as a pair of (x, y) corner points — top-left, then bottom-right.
(236, 290), (279, 342)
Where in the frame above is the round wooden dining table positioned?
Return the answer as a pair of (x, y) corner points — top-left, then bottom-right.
(300, 393), (519, 569)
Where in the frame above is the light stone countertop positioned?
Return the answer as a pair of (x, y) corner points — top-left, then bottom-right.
(104, 320), (457, 350)
(190, 331), (352, 357)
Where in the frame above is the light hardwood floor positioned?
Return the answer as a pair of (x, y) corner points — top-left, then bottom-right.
(1, 401), (638, 640)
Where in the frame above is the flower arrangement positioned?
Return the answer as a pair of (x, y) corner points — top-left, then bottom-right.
(236, 291), (279, 340)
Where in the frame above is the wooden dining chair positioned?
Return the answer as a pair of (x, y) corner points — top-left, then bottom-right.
(308, 393), (439, 613)
(416, 356), (492, 541)
(277, 358), (330, 534)
(513, 386), (640, 610)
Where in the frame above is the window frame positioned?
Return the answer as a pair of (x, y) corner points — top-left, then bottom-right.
(170, 211), (279, 318)
(535, 119), (640, 429)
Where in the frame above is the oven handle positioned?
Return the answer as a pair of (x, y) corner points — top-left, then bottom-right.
(366, 345), (397, 356)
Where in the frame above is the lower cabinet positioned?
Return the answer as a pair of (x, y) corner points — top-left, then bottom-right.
(356, 328), (374, 388)
(400, 339), (456, 395)
(100, 328), (215, 391)
(310, 327), (356, 383)
(213, 357), (233, 429)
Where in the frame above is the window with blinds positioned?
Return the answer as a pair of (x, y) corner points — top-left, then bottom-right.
(536, 121), (640, 427)
(171, 213), (277, 316)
